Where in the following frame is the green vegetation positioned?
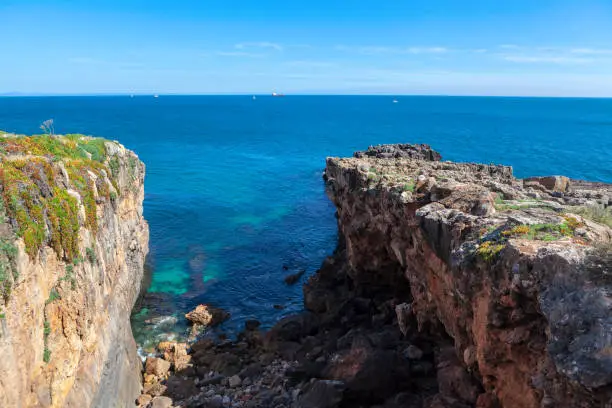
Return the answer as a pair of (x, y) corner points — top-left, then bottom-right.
(367, 171), (381, 183)
(0, 238), (18, 301)
(60, 264), (77, 290)
(566, 206), (612, 228)
(43, 347), (51, 363)
(86, 247), (97, 264)
(43, 318), (52, 363)
(0, 133), (127, 260)
(476, 215), (583, 263)
(476, 241), (505, 262)
(500, 219), (579, 241)
(108, 156), (120, 178)
(46, 288), (60, 304)
(402, 181), (415, 192)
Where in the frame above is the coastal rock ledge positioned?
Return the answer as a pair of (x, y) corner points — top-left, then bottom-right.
(323, 143), (612, 407)
(0, 132), (149, 408)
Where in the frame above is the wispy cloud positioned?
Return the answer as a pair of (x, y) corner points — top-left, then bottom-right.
(213, 51), (265, 58)
(571, 48), (612, 55)
(283, 60), (338, 68)
(335, 45), (449, 55)
(502, 55), (594, 65)
(235, 42), (283, 51)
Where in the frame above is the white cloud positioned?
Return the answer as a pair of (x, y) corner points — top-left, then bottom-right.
(499, 44), (521, 50)
(283, 60), (338, 68)
(335, 45), (449, 55)
(502, 55), (594, 65)
(215, 51), (265, 58)
(407, 47), (448, 54)
(235, 42), (283, 51)
(571, 48), (612, 55)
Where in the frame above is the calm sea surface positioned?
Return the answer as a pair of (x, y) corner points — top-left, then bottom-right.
(1, 96), (611, 350)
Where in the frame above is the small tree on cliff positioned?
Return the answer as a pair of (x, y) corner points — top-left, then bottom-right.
(40, 119), (55, 137)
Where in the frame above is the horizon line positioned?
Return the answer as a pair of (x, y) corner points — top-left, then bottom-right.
(1, 93), (612, 99)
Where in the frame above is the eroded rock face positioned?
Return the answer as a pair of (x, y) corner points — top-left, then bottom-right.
(324, 144), (612, 407)
(354, 143), (442, 161)
(0, 135), (149, 408)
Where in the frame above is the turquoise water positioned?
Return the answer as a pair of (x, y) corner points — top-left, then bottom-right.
(1, 96), (611, 349)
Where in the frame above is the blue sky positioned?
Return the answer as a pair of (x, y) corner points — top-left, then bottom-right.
(1, 0), (612, 96)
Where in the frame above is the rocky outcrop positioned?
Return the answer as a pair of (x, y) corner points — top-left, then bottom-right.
(0, 133), (149, 407)
(323, 145), (612, 407)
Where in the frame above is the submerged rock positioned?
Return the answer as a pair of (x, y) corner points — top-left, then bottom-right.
(284, 269), (306, 285)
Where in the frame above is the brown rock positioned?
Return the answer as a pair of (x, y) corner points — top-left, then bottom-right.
(136, 394), (152, 407)
(151, 396), (173, 408)
(144, 373), (157, 384)
(157, 341), (175, 352)
(143, 382), (167, 397)
(185, 304), (230, 327)
(145, 357), (171, 378)
(524, 176), (570, 192)
(324, 347), (407, 400)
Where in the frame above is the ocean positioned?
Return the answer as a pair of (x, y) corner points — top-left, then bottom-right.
(1, 95), (611, 350)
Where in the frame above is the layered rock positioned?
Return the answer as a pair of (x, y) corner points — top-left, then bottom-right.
(324, 144), (612, 407)
(0, 133), (149, 407)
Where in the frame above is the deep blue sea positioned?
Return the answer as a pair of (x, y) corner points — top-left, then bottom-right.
(1, 96), (611, 350)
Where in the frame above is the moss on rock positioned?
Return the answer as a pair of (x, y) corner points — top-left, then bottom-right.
(0, 132), (126, 260)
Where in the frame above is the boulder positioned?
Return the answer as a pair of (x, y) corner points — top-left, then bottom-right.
(245, 319), (261, 331)
(185, 304), (230, 327)
(395, 303), (412, 336)
(297, 380), (345, 408)
(145, 357), (171, 378)
(323, 347), (408, 401)
(228, 375), (242, 388)
(524, 176), (570, 192)
(160, 342), (192, 372)
(136, 394), (152, 407)
(150, 396), (173, 408)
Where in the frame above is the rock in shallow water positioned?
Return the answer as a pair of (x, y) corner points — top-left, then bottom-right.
(185, 304), (231, 327)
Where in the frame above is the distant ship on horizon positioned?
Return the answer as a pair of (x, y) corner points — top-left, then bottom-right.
(272, 92), (285, 97)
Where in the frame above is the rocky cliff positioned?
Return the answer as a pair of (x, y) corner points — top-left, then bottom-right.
(323, 144), (612, 407)
(0, 133), (149, 408)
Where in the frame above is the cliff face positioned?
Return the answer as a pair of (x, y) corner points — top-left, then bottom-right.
(324, 144), (612, 408)
(0, 134), (149, 408)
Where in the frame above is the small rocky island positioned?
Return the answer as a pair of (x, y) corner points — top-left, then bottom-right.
(139, 144), (611, 408)
(1, 138), (610, 408)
